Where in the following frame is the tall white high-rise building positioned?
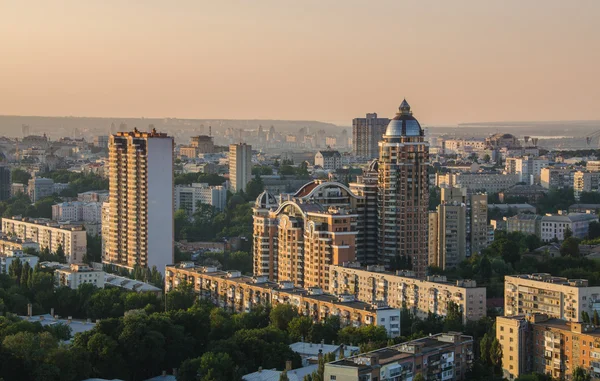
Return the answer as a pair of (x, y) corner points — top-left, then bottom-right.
(104, 129), (174, 274)
(229, 143), (252, 193)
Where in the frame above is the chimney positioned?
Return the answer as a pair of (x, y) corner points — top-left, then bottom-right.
(27, 303), (32, 317)
(321, 339), (324, 348)
(339, 345), (345, 359)
(162, 370), (166, 377)
(172, 368), (178, 377)
(67, 316), (72, 324)
(318, 349), (323, 362)
(286, 360), (292, 371)
(258, 367), (263, 373)
(50, 307), (54, 317)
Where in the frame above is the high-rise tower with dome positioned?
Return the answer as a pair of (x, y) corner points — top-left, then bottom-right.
(377, 100), (430, 277)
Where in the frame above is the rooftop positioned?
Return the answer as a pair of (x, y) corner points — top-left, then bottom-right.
(105, 274), (161, 293)
(507, 273), (591, 287)
(242, 365), (318, 381)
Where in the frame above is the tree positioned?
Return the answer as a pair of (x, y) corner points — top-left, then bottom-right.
(174, 209), (189, 241)
(573, 367), (592, 381)
(270, 304), (298, 331)
(482, 154), (491, 163)
(593, 310), (600, 326)
(589, 221), (600, 240)
(288, 316), (313, 342)
(55, 244), (66, 263)
(443, 302), (464, 332)
(565, 227), (573, 239)
(11, 169), (31, 185)
(490, 337), (502, 369)
(245, 175), (265, 201)
(490, 238), (521, 265)
(582, 311), (591, 323)
(279, 370), (290, 381)
(413, 374), (425, 381)
(166, 282), (196, 311)
(560, 237), (580, 257)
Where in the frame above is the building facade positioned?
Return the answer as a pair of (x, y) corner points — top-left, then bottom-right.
(28, 177), (55, 202)
(229, 143), (252, 193)
(504, 273), (600, 321)
(55, 263), (105, 289)
(498, 314), (600, 380)
(437, 172), (520, 194)
(540, 212), (598, 242)
(430, 187), (467, 269)
(105, 129), (174, 274)
(0, 250), (39, 274)
(377, 100), (429, 276)
(504, 156), (549, 184)
(324, 333), (474, 381)
(574, 171), (600, 200)
(314, 150), (342, 170)
(174, 183), (227, 213)
(165, 263), (401, 337)
(540, 167), (573, 189)
(330, 263), (486, 324)
(52, 201), (102, 223)
(352, 113), (390, 159)
(506, 214), (542, 237)
(1, 217), (86, 263)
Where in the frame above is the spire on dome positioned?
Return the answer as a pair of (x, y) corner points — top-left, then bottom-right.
(399, 99), (411, 115)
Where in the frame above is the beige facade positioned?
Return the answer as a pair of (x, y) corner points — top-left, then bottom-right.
(540, 167), (573, 189)
(105, 130), (174, 274)
(0, 234), (39, 254)
(329, 263), (486, 324)
(505, 274), (600, 321)
(229, 143), (252, 193)
(55, 263), (105, 289)
(165, 263), (401, 337)
(498, 313), (600, 381)
(1, 217), (86, 263)
(438, 172), (519, 194)
(377, 100), (429, 276)
(325, 333), (474, 381)
(252, 189), (357, 291)
(431, 187), (467, 269)
(574, 170), (600, 200)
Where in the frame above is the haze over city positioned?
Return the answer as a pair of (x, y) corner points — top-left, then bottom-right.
(1, 0), (599, 124)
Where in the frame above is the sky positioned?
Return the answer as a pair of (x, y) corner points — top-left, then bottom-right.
(0, 0), (599, 125)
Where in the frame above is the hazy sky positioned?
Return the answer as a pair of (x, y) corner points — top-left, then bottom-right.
(1, 1), (599, 125)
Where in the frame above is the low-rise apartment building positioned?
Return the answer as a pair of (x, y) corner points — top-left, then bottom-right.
(540, 212), (598, 241)
(505, 273), (600, 321)
(498, 313), (600, 380)
(540, 167), (573, 189)
(0, 250), (39, 274)
(174, 183), (227, 213)
(324, 332), (474, 381)
(52, 201), (102, 223)
(436, 172), (519, 194)
(1, 217), (87, 263)
(314, 150), (342, 170)
(55, 263), (105, 289)
(574, 171), (600, 200)
(329, 263), (486, 324)
(0, 234), (39, 254)
(506, 214), (542, 237)
(165, 263), (401, 337)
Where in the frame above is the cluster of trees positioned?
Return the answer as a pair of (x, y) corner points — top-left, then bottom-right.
(0, 193), (60, 219)
(174, 196), (252, 242)
(43, 170), (109, 197)
(174, 173), (226, 186)
(0, 264), (162, 320)
(11, 168), (31, 185)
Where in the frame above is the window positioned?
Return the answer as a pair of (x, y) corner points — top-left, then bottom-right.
(330, 377), (336, 380)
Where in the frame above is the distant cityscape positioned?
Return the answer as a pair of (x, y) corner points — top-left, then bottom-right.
(2, 99), (600, 381)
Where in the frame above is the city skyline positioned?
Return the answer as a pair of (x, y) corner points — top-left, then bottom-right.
(1, 1), (599, 125)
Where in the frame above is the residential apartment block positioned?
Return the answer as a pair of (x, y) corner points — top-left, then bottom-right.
(55, 263), (105, 289)
(0, 166), (11, 201)
(498, 313), (600, 380)
(1, 217), (86, 263)
(574, 171), (600, 200)
(174, 183), (227, 213)
(314, 150), (342, 170)
(229, 143), (252, 193)
(0, 250), (39, 274)
(504, 156), (549, 184)
(540, 212), (598, 241)
(324, 332), (474, 381)
(506, 214), (542, 237)
(377, 100), (429, 276)
(52, 201), (102, 223)
(105, 129), (174, 274)
(504, 273), (600, 321)
(352, 113), (390, 159)
(165, 263), (401, 337)
(330, 263), (486, 324)
(0, 234), (39, 254)
(252, 187), (357, 291)
(436, 172), (520, 194)
(540, 167), (573, 189)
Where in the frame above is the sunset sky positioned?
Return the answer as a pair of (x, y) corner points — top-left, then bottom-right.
(1, 0), (599, 125)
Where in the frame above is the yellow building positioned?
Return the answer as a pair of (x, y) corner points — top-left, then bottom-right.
(105, 129), (174, 274)
(329, 263), (486, 324)
(1, 217), (86, 263)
